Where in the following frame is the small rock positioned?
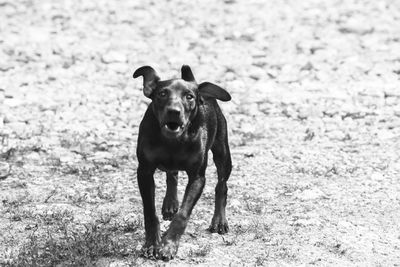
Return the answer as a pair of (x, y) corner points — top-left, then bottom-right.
(371, 172), (384, 181)
(240, 121), (257, 134)
(227, 80), (245, 92)
(292, 218), (321, 227)
(0, 162), (11, 179)
(56, 149), (79, 163)
(327, 130), (346, 141)
(230, 199), (241, 209)
(7, 122), (26, 136)
(28, 27), (50, 43)
(377, 129), (395, 140)
(304, 128), (315, 141)
(4, 98), (23, 108)
(91, 151), (113, 161)
(109, 261), (128, 267)
(59, 155), (75, 163)
(295, 188), (326, 201)
(107, 62), (129, 73)
(0, 64), (14, 72)
(101, 51), (127, 64)
(249, 66), (265, 80)
(337, 220), (354, 232)
(103, 164), (114, 171)
(300, 62), (313, 71)
(26, 152), (41, 162)
(338, 23), (373, 35)
(224, 71), (236, 81)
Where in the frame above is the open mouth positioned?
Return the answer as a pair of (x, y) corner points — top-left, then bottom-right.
(164, 122), (183, 133)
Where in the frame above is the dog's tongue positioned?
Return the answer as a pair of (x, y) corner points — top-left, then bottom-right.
(166, 122), (181, 131)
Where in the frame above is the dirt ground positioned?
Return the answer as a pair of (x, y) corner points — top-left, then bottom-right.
(1, 0), (400, 266)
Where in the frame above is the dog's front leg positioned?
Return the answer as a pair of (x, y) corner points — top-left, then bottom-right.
(159, 168), (206, 261)
(137, 163), (160, 258)
(162, 171), (179, 220)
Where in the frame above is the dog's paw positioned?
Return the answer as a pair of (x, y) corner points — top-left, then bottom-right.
(140, 242), (159, 259)
(209, 217), (229, 234)
(158, 239), (179, 261)
(162, 198), (179, 221)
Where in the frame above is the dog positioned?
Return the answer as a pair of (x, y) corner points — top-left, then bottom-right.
(133, 65), (232, 261)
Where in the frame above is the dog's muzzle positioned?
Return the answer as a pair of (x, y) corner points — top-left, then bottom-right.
(161, 120), (185, 138)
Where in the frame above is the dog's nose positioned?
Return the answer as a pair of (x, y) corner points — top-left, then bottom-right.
(167, 106), (181, 116)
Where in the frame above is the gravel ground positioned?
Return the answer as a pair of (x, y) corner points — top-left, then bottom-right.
(1, 0), (400, 266)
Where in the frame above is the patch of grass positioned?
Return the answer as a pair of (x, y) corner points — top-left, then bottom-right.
(2, 192), (35, 221)
(241, 193), (270, 215)
(1, 145), (46, 161)
(252, 221), (272, 241)
(255, 251), (270, 266)
(232, 219), (272, 242)
(187, 244), (212, 259)
(66, 189), (89, 207)
(2, 212), (141, 266)
(314, 239), (348, 257)
(221, 235), (238, 246)
(55, 160), (119, 181)
(244, 198), (265, 214)
(2, 192), (31, 211)
(96, 184), (117, 202)
(63, 183), (118, 207)
(329, 243), (347, 256)
(34, 209), (75, 226)
(59, 163), (98, 178)
(328, 242), (348, 256)
(275, 246), (297, 261)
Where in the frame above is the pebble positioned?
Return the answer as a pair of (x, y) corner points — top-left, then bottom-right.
(7, 122), (26, 135)
(4, 98), (23, 108)
(92, 151), (113, 161)
(230, 199), (241, 209)
(240, 121), (257, 134)
(0, 162), (11, 179)
(377, 129), (395, 140)
(338, 18), (373, 35)
(101, 51), (127, 64)
(249, 66), (265, 80)
(337, 221), (354, 232)
(107, 62), (129, 73)
(224, 71), (236, 81)
(292, 218), (321, 227)
(25, 152), (41, 162)
(371, 172), (384, 181)
(295, 188), (326, 201)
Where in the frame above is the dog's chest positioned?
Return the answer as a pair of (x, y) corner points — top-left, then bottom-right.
(143, 142), (202, 171)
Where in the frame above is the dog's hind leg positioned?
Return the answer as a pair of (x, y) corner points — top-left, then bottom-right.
(162, 171), (179, 220)
(209, 125), (232, 234)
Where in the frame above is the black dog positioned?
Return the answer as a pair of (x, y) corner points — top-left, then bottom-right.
(133, 65), (232, 261)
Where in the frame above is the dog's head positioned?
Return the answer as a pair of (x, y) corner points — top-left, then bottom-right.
(133, 65), (231, 139)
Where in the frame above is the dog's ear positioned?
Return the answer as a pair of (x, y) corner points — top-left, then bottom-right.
(133, 66), (160, 98)
(198, 82), (231, 102)
(181, 65), (195, 82)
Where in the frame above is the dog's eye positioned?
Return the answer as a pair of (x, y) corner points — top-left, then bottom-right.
(186, 94), (194, 100)
(158, 91), (168, 98)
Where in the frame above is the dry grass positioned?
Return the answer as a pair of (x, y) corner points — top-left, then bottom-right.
(1, 210), (141, 266)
